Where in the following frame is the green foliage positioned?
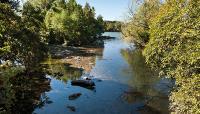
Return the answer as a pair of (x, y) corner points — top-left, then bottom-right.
(0, 1), (47, 70)
(0, 0), (104, 71)
(0, 0), (104, 70)
(44, 0), (67, 44)
(25, 0), (55, 43)
(0, 67), (24, 114)
(28, 0), (55, 10)
(104, 21), (121, 32)
(96, 15), (104, 35)
(0, 2), (21, 61)
(143, 0), (200, 113)
(0, 0), (19, 10)
(122, 0), (160, 47)
(45, 0), (104, 45)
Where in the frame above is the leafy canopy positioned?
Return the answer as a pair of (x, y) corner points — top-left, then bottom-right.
(143, 0), (200, 113)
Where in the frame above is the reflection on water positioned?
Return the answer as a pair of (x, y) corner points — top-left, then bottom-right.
(121, 49), (173, 114)
(0, 68), (51, 114)
(121, 49), (159, 88)
(42, 61), (83, 83)
(0, 32), (173, 114)
(41, 46), (104, 83)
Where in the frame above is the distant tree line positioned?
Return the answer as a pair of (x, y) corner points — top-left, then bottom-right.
(104, 21), (122, 32)
(0, 0), (104, 70)
(122, 0), (200, 113)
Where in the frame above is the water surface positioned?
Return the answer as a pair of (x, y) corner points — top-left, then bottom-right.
(0, 32), (173, 114)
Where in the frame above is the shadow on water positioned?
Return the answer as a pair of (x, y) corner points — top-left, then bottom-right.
(0, 68), (51, 114)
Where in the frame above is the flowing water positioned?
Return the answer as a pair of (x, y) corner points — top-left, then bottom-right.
(0, 32), (173, 114)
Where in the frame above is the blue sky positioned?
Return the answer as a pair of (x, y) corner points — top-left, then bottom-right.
(76, 0), (133, 21)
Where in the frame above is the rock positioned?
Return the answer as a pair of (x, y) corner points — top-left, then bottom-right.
(71, 80), (95, 87)
(85, 77), (91, 80)
(99, 36), (115, 40)
(97, 79), (102, 82)
(82, 77), (92, 80)
(136, 104), (160, 114)
(124, 91), (143, 96)
(67, 106), (76, 112)
(68, 93), (82, 100)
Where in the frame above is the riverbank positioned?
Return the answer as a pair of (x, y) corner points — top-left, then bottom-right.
(48, 33), (116, 59)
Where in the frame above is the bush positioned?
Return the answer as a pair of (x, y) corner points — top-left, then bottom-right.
(143, 0), (200, 113)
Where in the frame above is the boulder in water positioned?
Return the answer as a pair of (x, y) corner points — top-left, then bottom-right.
(71, 80), (95, 87)
(68, 93), (82, 100)
(67, 106), (76, 112)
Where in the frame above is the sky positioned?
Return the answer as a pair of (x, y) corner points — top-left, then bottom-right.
(76, 0), (133, 21)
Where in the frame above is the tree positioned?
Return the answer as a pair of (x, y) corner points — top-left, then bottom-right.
(0, 1), (47, 71)
(96, 15), (104, 36)
(45, 0), (104, 46)
(121, 0), (160, 48)
(82, 2), (97, 43)
(44, 0), (67, 44)
(28, 0), (55, 11)
(0, 1), (21, 63)
(143, 0), (200, 113)
(104, 21), (121, 32)
(1, 0), (104, 71)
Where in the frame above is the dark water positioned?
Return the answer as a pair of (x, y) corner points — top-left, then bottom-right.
(0, 32), (173, 114)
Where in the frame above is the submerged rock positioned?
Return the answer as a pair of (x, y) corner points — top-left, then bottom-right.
(136, 104), (160, 114)
(96, 79), (102, 82)
(82, 76), (92, 80)
(85, 77), (92, 80)
(68, 93), (82, 100)
(124, 91), (143, 96)
(67, 106), (76, 112)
